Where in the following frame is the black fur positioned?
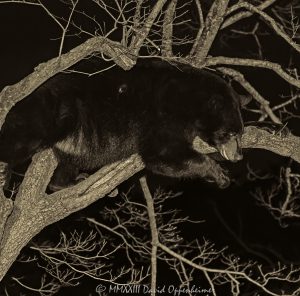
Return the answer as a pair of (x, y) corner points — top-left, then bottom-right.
(0, 59), (244, 189)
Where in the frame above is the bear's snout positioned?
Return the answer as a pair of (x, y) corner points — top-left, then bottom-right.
(218, 136), (243, 162)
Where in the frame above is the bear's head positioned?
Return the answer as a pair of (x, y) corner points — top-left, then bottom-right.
(192, 71), (245, 162)
(194, 89), (244, 162)
(161, 69), (246, 162)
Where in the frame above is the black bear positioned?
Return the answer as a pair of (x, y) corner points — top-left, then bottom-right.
(0, 59), (244, 189)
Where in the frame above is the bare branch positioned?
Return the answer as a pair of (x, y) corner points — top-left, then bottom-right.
(190, 0), (204, 55)
(205, 56), (300, 89)
(222, 0), (278, 29)
(129, 0), (169, 56)
(158, 242), (300, 296)
(230, 2), (300, 54)
(161, 0), (177, 57)
(58, 0), (79, 56)
(12, 275), (60, 296)
(191, 0), (230, 62)
(51, 154), (144, 213)
(254, 166), (300, 226)
(132, 0), (143, 30)
(140, 177), (158, 296)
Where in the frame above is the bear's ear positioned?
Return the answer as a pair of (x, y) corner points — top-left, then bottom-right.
(239, 95), (252, 107)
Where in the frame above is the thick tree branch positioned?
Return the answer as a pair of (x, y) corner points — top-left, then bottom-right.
(192, 0), (230, 62)
(0, 150), (58, 281)
(15, 150), (57, 205)
(161, 0), (177, 57)
(190, 0), (204, 55)
(50, 154), (144, 213)
(0, 195), (13, 248)
(0, 153), (143, 281)
(193, 126), (300, 163)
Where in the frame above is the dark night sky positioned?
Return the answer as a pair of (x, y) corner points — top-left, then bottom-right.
(1, 6), (52, 85)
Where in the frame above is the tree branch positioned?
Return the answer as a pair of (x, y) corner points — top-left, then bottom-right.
(205, 56), (300, 89)
(229, 2), (300, 54)
(140, 176), (158, 296)
(190, 0), (204, 55)
(192, 0), (230, 62)
(222, 0), (278, 29)
(161, 0), (177, 57)
(193, 126), (300, 163)
(0, 153), (143, 281)
(129, 0), (169, 56)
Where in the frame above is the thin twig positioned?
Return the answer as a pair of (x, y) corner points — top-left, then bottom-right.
(140, 176), (158, 296)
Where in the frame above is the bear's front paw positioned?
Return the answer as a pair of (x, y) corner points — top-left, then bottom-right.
(205, 158), (231, 188)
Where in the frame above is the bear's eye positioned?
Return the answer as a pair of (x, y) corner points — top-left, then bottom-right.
(229, 132), (237, 137)
(214, 130), (231, 140)
(118, 84), (128, 94)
